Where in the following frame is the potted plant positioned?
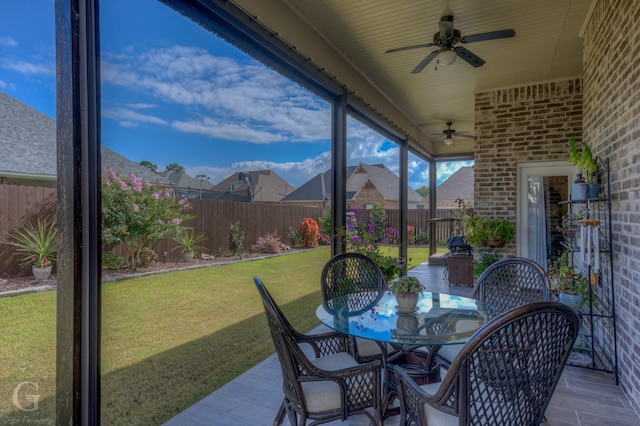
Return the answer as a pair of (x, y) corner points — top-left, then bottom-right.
(472, 253), (499, 279)
(548, 249), (590, 310)
(569, 138), (599, 198)
(388, 276), (425, 313)
(174, 228), (206, 261)
(5, 219), (57, 280)
(463, 216), (515, 247)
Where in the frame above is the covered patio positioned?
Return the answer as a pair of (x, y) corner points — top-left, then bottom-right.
(163, 263), (639, 425)
(56, 0), (640, 423)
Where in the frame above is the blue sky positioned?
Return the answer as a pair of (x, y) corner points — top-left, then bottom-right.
(0, 0), (471, 189)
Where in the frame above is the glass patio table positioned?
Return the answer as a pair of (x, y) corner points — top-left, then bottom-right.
(317, 290), (496, 416)
(316, 291), (494, 347)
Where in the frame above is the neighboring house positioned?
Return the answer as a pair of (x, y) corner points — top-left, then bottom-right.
(158, 171), (213, 199)
(281, 162), (423, 209)
(0, 91), (165, 186)
(434, 166), (474, 209)
(208, 170), (294, 203)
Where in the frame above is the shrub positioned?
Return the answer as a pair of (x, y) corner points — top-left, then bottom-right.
(255, 232), (282, 254)
(138, 247), (157, 267)
(228, 221), (244, 255)
(369, 202), (388, 242)
(317, 208), (332, 235)
(299, 218), (320, 248)
(102, 252), (128, 269)
(287, 225), (302, 247)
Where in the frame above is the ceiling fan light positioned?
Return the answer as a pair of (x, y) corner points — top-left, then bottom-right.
(444, 135), (454, 145)
(437, 49), (457, 66)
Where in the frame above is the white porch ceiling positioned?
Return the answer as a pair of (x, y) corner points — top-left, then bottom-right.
(232, 0), (592, 156)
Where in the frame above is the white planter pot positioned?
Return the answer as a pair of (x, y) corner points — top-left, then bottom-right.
(32, 265), (52, 280)
(183, 252), (195, 262)
(395, 293), (419, 313)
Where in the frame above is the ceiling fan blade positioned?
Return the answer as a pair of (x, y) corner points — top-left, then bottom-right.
(455, 46), (485, 67)
(461, 29), (515, 43)
(386, 43), (435, 54)
(411, 50), (439, 74)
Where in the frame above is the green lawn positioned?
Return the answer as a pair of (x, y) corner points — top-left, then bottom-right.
(0, 246), (430, 425)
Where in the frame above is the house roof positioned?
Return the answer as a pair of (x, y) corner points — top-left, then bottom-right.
(282, 162), (422, 203)
(209, 170), (295, 202)
(158, 171), (213, 191)
(0, 91), (165, 184)
(435, 166), (474, 202)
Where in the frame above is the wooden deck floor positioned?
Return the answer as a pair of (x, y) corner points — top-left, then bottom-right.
(163, 263), (639, 426)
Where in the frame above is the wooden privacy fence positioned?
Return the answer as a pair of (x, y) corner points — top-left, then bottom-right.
(0, 185), (57, 278)
(0, 184), (460, 278)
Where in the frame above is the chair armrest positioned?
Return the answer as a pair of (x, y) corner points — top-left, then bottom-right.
(393, 364), (459, 417)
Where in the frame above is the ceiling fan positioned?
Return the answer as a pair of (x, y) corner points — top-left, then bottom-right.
(433, 122), (476, 145)
(385, 15), (515, 73)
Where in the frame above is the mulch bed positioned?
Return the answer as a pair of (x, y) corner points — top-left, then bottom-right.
(1, 249), (309, 296)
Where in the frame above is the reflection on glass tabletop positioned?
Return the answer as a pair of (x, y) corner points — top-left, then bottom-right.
(316, 291), (494, 346)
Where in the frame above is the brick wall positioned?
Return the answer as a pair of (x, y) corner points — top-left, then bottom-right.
(583, 0), (640, 413)
(473, 78), (583, 253)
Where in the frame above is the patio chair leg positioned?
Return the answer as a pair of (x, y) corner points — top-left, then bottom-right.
(274, 400), (286, 425)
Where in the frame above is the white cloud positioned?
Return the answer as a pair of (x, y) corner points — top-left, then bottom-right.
(172, 118), (285, 143)
(0, 58), (54, 76)
(102, 107), (168, 127)
(102, 44), (331, 143)
(185, 151), (332, 188)
(126, 103), (157, 109)
(0, 37), (18, 47)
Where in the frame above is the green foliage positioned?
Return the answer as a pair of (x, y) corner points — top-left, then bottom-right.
(228, 221), (244, 255)
(463, 216), (515, 247)
(340, 214), (407, 281)
(369, 202), (388, 241)
(164, 163), (185, 173)
(102, 252), (128, 269)
(548, 249), (591, 300)
(568, 138), (598, 183)
(415, 185), (429, 197)
(255, 232), (282, 254)
(174, 227), (206, 255)
(317, 208), (332, 235)
(138, 247), (158, 267)
(388, 276), (425, 295)
(139, 160), (158, 173)
(102, 168), (192, 270)
(287, 225), (302, 247)
(417, 231), (428, 244)
(5, 219), (57, 268)
(299, 217), (320, 247)
(472, 253), (499, 278)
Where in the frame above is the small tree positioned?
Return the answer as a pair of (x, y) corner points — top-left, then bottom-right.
(415, 185), (429, 197)
(139, 160), (158, 173)
(102, 168), (192, 269)
(164, 163), (186, 173)
(229, 221), (244, 256)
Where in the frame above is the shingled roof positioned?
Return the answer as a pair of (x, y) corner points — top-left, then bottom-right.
(209, 170), (295, 202)
(0, 91), (165, 184)
(435, 166), (474, 204)
(282, 162), (422, 203)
